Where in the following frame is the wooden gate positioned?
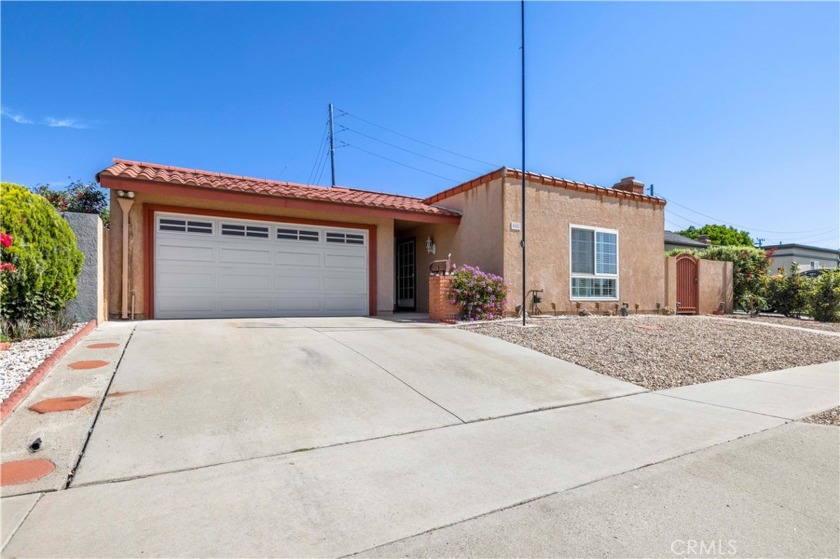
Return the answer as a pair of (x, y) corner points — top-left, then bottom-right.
(676, 255), (698, 314)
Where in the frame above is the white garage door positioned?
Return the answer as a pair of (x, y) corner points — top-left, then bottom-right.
(154, 212), (369, 319)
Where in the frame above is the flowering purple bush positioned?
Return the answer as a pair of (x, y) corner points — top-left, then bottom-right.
(449, 265), (508, 321)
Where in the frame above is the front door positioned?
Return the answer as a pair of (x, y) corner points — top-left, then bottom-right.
(396, 238), (416, 310)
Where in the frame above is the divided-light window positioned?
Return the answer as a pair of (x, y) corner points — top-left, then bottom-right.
(570, 226), (618, 299)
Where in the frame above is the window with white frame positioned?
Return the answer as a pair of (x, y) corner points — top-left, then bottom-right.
(570, 226), (618, 299)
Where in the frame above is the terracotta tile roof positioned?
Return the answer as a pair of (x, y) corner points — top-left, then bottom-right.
(424, 168), (667, 207)
(97, 159), (461, 218)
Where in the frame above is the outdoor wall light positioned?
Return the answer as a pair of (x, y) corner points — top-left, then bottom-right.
(117, 190), (135, 199)
(425, 236), (436, 255)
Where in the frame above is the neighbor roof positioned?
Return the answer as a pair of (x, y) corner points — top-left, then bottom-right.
(97, 159), (461, 218)
(424, 168), (667, 206)
(664, 231), (708, 247)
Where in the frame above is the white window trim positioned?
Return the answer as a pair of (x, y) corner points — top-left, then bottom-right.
(569, 224), (620, 301)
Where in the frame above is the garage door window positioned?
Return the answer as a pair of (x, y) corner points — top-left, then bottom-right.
(221, 223), (270, 238)
(326, 232), (365, 245)
(277, 228), (320, 242)
(158, 218), (213, 234)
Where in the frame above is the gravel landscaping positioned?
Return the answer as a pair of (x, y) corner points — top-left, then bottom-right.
(462, 315), (840, 390)
(802, 407), (840, 426)
(0, 323), (85, 402)
(802, 406), (840, 427)
(725, 313), (840, 334)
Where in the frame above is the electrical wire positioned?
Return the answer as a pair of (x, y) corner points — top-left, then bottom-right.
(339, 141), (459, 183)
(662, 193), (839, 235)
(335, 108), (501, 168)
(337, 125), (485, 174)
(306, 120), (330, 185)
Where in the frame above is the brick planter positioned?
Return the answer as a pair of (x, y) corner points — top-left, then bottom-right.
(429, 275), (462, 323)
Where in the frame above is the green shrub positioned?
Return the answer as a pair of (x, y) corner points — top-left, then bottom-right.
(810, 270), (840, 323)
(449, 265), (508, 321)
(1, 182), (84, 321)
(32, 180), (110, 226)
(766, 264), (811, 318)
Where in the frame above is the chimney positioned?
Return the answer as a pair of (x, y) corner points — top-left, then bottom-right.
(698, 235), (712, 245)
(612, 176), (645, 195)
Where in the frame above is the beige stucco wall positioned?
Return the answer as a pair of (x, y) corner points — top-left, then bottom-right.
(107, 190), (395, 319)
(397, 177), (505, 312)
(698, 259), (734, 314)
(502, 178), (666, 315)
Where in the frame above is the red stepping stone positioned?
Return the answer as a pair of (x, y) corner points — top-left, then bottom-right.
(87, 342), (119, 349)
(29, 396), (92, 414)
(68, 360), (109, 370)
(0, 459), (55, 486)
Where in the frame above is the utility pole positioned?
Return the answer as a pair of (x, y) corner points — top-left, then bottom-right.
(520, 0), (527, 326)
(329, 103), (337, 187)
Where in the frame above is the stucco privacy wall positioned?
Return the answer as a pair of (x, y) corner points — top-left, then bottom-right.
(108, 190), (395, 319)
(398, 178), (505, 312)
(503, 177), (666, 315)
(63, 212), (105, 323)
(664, 256), (733, 314)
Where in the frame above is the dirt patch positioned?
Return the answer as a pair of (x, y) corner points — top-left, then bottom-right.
(87, 342), (120, 349)
(463, 315), (840, 390)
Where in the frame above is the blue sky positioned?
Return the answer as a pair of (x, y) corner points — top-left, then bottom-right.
(2, 1), (838, 247)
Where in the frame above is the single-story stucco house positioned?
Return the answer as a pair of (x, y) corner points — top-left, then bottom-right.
(664, 230), (708, 252)
(767, 243), (840, 273)
(98, 159), (667, 320)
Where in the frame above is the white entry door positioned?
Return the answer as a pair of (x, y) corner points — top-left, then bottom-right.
(154, 212), (369, 319)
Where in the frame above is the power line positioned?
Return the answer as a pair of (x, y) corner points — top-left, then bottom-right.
(662, 192), (839, 235)
(336, 108), (501, 168)
(339, 141), (459, 183)
(338, 125), (484, 174)
(306, 120), (330, 185)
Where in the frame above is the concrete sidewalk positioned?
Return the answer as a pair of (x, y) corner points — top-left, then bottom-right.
(356, 422), (840, 559)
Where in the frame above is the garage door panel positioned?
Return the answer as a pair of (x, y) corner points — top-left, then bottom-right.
(324, 252), (366, 270)
(275, 275), (322, 291)
(219, 297), (277, 312)
(324, 274), (366, 293)
(218, 272), (274, 290)
(158, 271), (215, 290)
(324, 296), (368, 313)
(276, 296), (323, 313)
(158, 244), (215, 263)
(274, 250), (321, 267)
(155, 213), (368, 319)
(156, 296), (216, 314)
(219, 247), (272, 265)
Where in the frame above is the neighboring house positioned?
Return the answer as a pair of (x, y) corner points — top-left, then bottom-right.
(768, 243), (840, 273)
(98, 160), (666, 319)
(664, 230), (708, 252)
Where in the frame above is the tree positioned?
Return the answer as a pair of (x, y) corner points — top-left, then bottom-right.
(31, 180), (110, 226)
(677, 224), (752, 246)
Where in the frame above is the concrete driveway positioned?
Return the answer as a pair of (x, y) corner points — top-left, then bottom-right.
(2, 317), (838, 557)
(72, 317), (643, 485)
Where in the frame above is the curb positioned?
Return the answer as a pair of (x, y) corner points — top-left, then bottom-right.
(0, 320), (97, 422)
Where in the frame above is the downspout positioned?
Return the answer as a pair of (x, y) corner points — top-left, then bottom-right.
(116, 194), (135, 320)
